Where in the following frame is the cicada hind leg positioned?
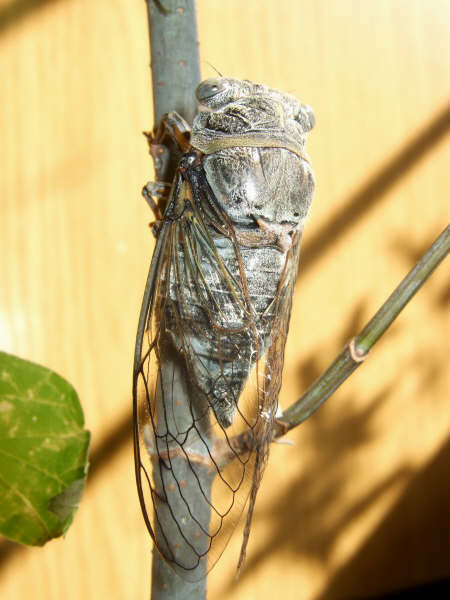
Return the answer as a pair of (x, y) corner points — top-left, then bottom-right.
(143, 112), (192, 235)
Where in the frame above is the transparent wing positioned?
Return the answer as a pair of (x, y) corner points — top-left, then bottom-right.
(133, 166), (300, 581)
(235, 229), (302, 572)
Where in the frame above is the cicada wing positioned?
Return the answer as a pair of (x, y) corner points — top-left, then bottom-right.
(264, 231), (303, 416)
(133, 172), (263, 581)
(235, 231), (303, 572)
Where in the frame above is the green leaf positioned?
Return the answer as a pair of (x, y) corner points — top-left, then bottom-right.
(0, 352), (90, 546)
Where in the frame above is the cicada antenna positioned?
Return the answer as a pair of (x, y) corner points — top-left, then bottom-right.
(204, 61), (223, 77)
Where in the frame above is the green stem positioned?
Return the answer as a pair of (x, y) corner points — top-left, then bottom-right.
(275, 224), (450, 436)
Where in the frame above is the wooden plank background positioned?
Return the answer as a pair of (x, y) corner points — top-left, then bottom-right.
(0, 1), (449, 598)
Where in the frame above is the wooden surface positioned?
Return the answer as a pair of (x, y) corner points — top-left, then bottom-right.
(1, 1), (449, 598)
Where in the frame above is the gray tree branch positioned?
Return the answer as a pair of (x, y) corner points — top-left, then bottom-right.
(144, 2), (204, 599)
(146, 0), (200, 126)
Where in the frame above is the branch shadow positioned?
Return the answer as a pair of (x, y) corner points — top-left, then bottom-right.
(316, 434), (450, 599)
(218, 300), (404, 591)
(0, 0), (62, 34)
(222, 285), (447, 594)
(223, 381), (408, 595)
(388, 233), (450, 399)
(300, 102), (450, 277)
(389, 233), (450, 312)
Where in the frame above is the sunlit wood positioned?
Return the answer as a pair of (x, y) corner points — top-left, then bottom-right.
(0, 1), (449, 598)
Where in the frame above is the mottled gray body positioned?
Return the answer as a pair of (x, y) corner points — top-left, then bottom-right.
(163, 79), (314, 427)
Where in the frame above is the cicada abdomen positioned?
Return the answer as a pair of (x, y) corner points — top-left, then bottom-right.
(133, 78), (315, 581)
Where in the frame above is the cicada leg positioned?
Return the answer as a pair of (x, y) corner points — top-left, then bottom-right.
(143, 111), (193, 234)
(157, 111), (191, 153)
(142, 181), (171, 236)
(144, 111), (192, 180)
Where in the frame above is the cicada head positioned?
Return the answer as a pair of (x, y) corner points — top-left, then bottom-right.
(195, 77), (254, 110)
(192, 77), (315, 161)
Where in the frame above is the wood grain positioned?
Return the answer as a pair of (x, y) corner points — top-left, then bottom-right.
(0, 1), (449, 598)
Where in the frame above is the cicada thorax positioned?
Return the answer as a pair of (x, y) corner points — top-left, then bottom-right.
(134, 77), (315, 580)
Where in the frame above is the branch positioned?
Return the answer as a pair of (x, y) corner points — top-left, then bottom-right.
(274, 224), (450, 437)
(146, 0), (201, 126)
(144, 2), (203, 599)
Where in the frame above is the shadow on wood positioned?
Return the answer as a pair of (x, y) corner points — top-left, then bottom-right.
(317, 434), (450, 599)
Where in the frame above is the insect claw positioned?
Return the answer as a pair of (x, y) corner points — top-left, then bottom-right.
(142, 185), (161, 216)
(165, 112), (191, 152)
(150, 112), (192, 154)
(149, 220), (161, 237)
(142, 130), (153, 144)
(142, 181), (171, 223)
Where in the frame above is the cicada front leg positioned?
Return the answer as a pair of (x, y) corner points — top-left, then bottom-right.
(143, 112), (193, 234)
(144, 111), (192, 179)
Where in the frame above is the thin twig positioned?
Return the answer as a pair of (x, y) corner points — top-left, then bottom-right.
(274, 224), (450, 437)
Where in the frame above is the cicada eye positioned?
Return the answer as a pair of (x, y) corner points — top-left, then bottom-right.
(195, 78), (230, 104)
(296, 103), (315, 132)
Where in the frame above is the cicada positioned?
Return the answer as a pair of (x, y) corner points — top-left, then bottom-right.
(133, 77), (315, 581)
